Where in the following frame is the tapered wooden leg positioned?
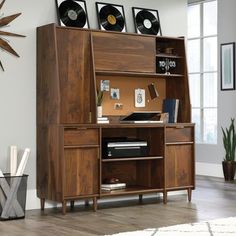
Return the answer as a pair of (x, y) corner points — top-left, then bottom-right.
(187, 188), (192, 202)
(62, 200), (66, 215)
(139, 194), (143, 203)
(93, 197), (97, 212)
(163, 191), (167, 204)
(40, 198), (45, 211)
(85, 199), (90, 206)
(70, 200), (75, 209)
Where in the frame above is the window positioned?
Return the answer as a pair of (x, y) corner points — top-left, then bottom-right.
(187, 0), (217, 144)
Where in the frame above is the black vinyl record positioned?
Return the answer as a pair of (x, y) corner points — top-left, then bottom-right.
(135, 9), (160, 35)
(58, 0), (87, 27)
(98, 4), (125, 32)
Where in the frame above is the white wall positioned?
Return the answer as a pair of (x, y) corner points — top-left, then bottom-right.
(196, 0), (236, 169)
(0, 0), (187, 209)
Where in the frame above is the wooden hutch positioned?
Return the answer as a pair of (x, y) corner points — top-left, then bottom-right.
(37, 23), (195, 214)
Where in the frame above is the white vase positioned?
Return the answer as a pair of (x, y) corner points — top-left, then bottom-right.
(97, 106), (102, 118)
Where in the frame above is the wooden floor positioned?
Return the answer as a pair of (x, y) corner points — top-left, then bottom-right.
(1, 176), (236, 236)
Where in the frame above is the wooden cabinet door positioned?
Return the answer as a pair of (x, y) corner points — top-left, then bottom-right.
(92, 32), (156, 73)
(56, 28), (96, 124)
(64, 147), (99, 197)
(165, 145), (194, 188)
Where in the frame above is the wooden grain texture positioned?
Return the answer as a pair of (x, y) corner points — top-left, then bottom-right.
(56, 28), (95, 124)
(64, 128), (99, 146)
(165, 144), (194, 188)
(64, 148), (99, 197)
(37, 24), (60, 125)
(92, 31), (156, 73)
(166, 126), (194, 143)
(37, 125), (62, 202)
(0, 13), (21, 27)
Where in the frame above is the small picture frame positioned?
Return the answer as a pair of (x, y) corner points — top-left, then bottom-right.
(56, 0), (89, 28)
(132, 7), (162, 36)
(221, 42), (235, 90)
(96, 2), (127, 32)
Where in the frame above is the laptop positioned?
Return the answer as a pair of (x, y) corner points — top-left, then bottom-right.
(120, 111), (162, 123)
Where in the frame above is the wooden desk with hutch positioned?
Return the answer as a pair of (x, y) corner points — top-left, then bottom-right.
(37, 24), (195, 214)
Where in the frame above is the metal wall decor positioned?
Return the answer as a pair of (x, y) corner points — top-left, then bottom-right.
(0, 0), (25, 71)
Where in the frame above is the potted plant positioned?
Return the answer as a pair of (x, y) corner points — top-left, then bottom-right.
(97, 90), (103, 118)
(221, 118), (236, 181)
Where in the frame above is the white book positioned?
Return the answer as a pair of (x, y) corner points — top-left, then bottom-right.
(101, 183), (126, 188)
(97, 120), (109, 124)
(97, 117), (108, 120)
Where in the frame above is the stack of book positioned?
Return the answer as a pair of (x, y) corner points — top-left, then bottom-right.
(101, 183), (126, 191)
(97, 117), (109, 124)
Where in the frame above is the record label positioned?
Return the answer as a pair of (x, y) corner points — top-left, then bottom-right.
(143, 19), (152, 29)
(107, 14), (117, 25)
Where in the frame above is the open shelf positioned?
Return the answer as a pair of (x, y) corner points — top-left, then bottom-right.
(102, 156), (164, 162)
(101, 185), (164, 196)
(96, 70), (183, 78)
(165, 142), (194, 146)
(156, 54), (183, 59)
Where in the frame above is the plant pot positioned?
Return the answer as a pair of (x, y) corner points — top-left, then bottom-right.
(222, 161), (236, 181)
(97, 106), (102, 118)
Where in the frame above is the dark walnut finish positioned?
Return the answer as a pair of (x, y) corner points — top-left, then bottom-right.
(92, 31), (156, 73)
(37, 24), (194, 214)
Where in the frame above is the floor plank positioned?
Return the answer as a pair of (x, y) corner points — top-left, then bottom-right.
(1, 176), (236, 235)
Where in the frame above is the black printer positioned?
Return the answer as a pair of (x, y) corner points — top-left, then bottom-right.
(102, 137), (148, 158)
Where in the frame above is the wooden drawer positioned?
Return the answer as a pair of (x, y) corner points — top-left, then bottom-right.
(166, 126), (193, 143)
(64, 128), (99, 146)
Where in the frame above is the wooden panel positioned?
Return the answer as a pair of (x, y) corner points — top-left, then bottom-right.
(56, 28), (95, 124)
(37, 125), (63, 202)
(64, 128), (99, 146)
(102, 162), (137, 185)
(93, 32), (155, 73)
(37, 25), (60, 125)
(166, 126), (193, 143)
(64, 148), (99, 197)
(165, 145), (194, 188)
(96, 75), (165, 116)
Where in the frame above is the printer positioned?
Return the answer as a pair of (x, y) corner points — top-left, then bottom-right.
(102, 137), (148, 158)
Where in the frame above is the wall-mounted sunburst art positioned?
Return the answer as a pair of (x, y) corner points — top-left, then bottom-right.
(0, 0), (25, 71)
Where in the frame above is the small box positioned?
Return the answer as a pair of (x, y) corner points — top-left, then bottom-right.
(0, 174), (28, 220)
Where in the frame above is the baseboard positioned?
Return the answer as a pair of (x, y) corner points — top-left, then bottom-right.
(196, 162), (223, 178)
(26, 162), (223, 210)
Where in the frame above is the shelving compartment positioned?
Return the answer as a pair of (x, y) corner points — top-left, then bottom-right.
(156, 37), (185, 76)
(101, 126), (164, 195)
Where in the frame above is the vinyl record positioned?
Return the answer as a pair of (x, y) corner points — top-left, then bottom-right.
(99, 4), (125, 32)
(135, 10), (160, 35)
(58, 0), (87, 27)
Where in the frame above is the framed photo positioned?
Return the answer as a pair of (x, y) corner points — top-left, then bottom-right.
(132, 7), (162, 36)
(221, 42), (235, 90)
(96, 2), (127, 32)
(56, 0), (89, 28)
